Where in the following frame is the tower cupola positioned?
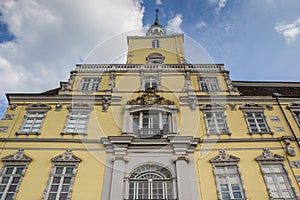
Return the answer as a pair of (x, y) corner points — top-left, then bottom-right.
(146, 9), (166, 36)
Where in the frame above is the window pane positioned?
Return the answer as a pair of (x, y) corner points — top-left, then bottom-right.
(5, 193), (14, 200)
(55, 167), (63, 174)
(48, 193), (57, 200)
(8, 185), (17, 192)
(1, 177), (9, 184)
(59, 193), (68, 200)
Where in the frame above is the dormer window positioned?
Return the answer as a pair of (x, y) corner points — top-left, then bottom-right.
(152, 39), (160, 48)
(146, 53), (164, 64)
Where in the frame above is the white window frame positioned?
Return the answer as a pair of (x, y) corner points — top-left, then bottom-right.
(210, 150), (247, 200)
(62, 112), (89, 135)
(256, 149), (298, 199)
(151, 39), (160, 48)
(128, 164), (175, 200)
(61, 104), (93, 135)
(0, 150), (32, 200)
(45, 165), (76, 200)
(17, 104), (51, 135)
(145, 75), (159, 91)
(244, 112), (271, 134)
(198, 77), (219, 92)
(204, 112), (229, 135)
(260, 164), (296, 199)
(214, 166), (245, 200)
(43, 150), (81, 200)
(140, 72), (161, 91)
(0, 165), (26, 200)
(132, 110), (172, 138)
(80, 77), (101, 91)
(123, 105), (178, 138)
(18, 112), (45, 135)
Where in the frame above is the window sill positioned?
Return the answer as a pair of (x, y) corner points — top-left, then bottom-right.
(61, 132), (88, 136)
(248, 131), (274, 135)
(16, 132), (41, 136)
(207, 132), (231, 135)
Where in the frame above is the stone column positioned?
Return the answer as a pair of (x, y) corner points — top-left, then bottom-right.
(170, 136), (200, 200)
(109, 153), (128, 200)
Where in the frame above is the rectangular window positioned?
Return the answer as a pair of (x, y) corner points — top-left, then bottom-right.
(63, 112), (89, 135)
(46, 165), (75, 200)
(145, 75), (159, 91)
(199, 77), (219, 92)
(204, 112), (228, 134)
(81, 78), (101, 91)
(245, 112), (270, 133)
(214, 166), (245, 200)
(132, 111), (171, 137)
(18, 112), (45, 134)
(152, 39), (160, 48)
(261, 164), (296, 199)
(0, 165), (25, 200)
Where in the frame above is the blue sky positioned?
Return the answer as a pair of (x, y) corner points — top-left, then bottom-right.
(0, 0), (300, 118)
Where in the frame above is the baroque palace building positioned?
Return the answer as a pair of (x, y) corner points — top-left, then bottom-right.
(1, 9), (300, 200)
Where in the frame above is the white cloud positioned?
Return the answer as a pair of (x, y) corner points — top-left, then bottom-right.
(0, 0), (144, 106)
(216, 0), (227, 13)
(196, 21), (207, 29)
(275, 18), (300, 43)
(166, 14), (183, 33)
(156, 0), (162, 5)
(207, 0), (227, 14)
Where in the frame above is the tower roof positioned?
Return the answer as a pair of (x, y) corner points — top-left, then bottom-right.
(146, 9), (166, 36)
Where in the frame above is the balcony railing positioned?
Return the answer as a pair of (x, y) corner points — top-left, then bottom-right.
(76, 64), (223, 73)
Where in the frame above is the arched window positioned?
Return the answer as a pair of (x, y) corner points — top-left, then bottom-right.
(152, 39), (160, 48)
(146, 53), (164, 64)
(128, 164), (174, 200)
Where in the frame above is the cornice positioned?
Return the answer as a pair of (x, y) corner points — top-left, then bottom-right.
(233, 81), (300, 87)
(6, 94), (122, 103)
(127, 33), (184, 40)
(0, 136), (296, 144)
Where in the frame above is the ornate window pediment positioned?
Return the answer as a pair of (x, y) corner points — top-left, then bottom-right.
(210, 150), (240, 165)
(26, 103), (51, 112)
(200, 103), (226, 111)
(1, 149), (32, 164)
(287, 102), (300, 110)
(255, 148), (284, 163)
(51, 149), (81, 164)
(67, 103), (93, 112)
(240, 103), (264, 110)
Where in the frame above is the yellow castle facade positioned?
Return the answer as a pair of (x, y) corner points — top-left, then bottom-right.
(0, 9), (300, 200)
